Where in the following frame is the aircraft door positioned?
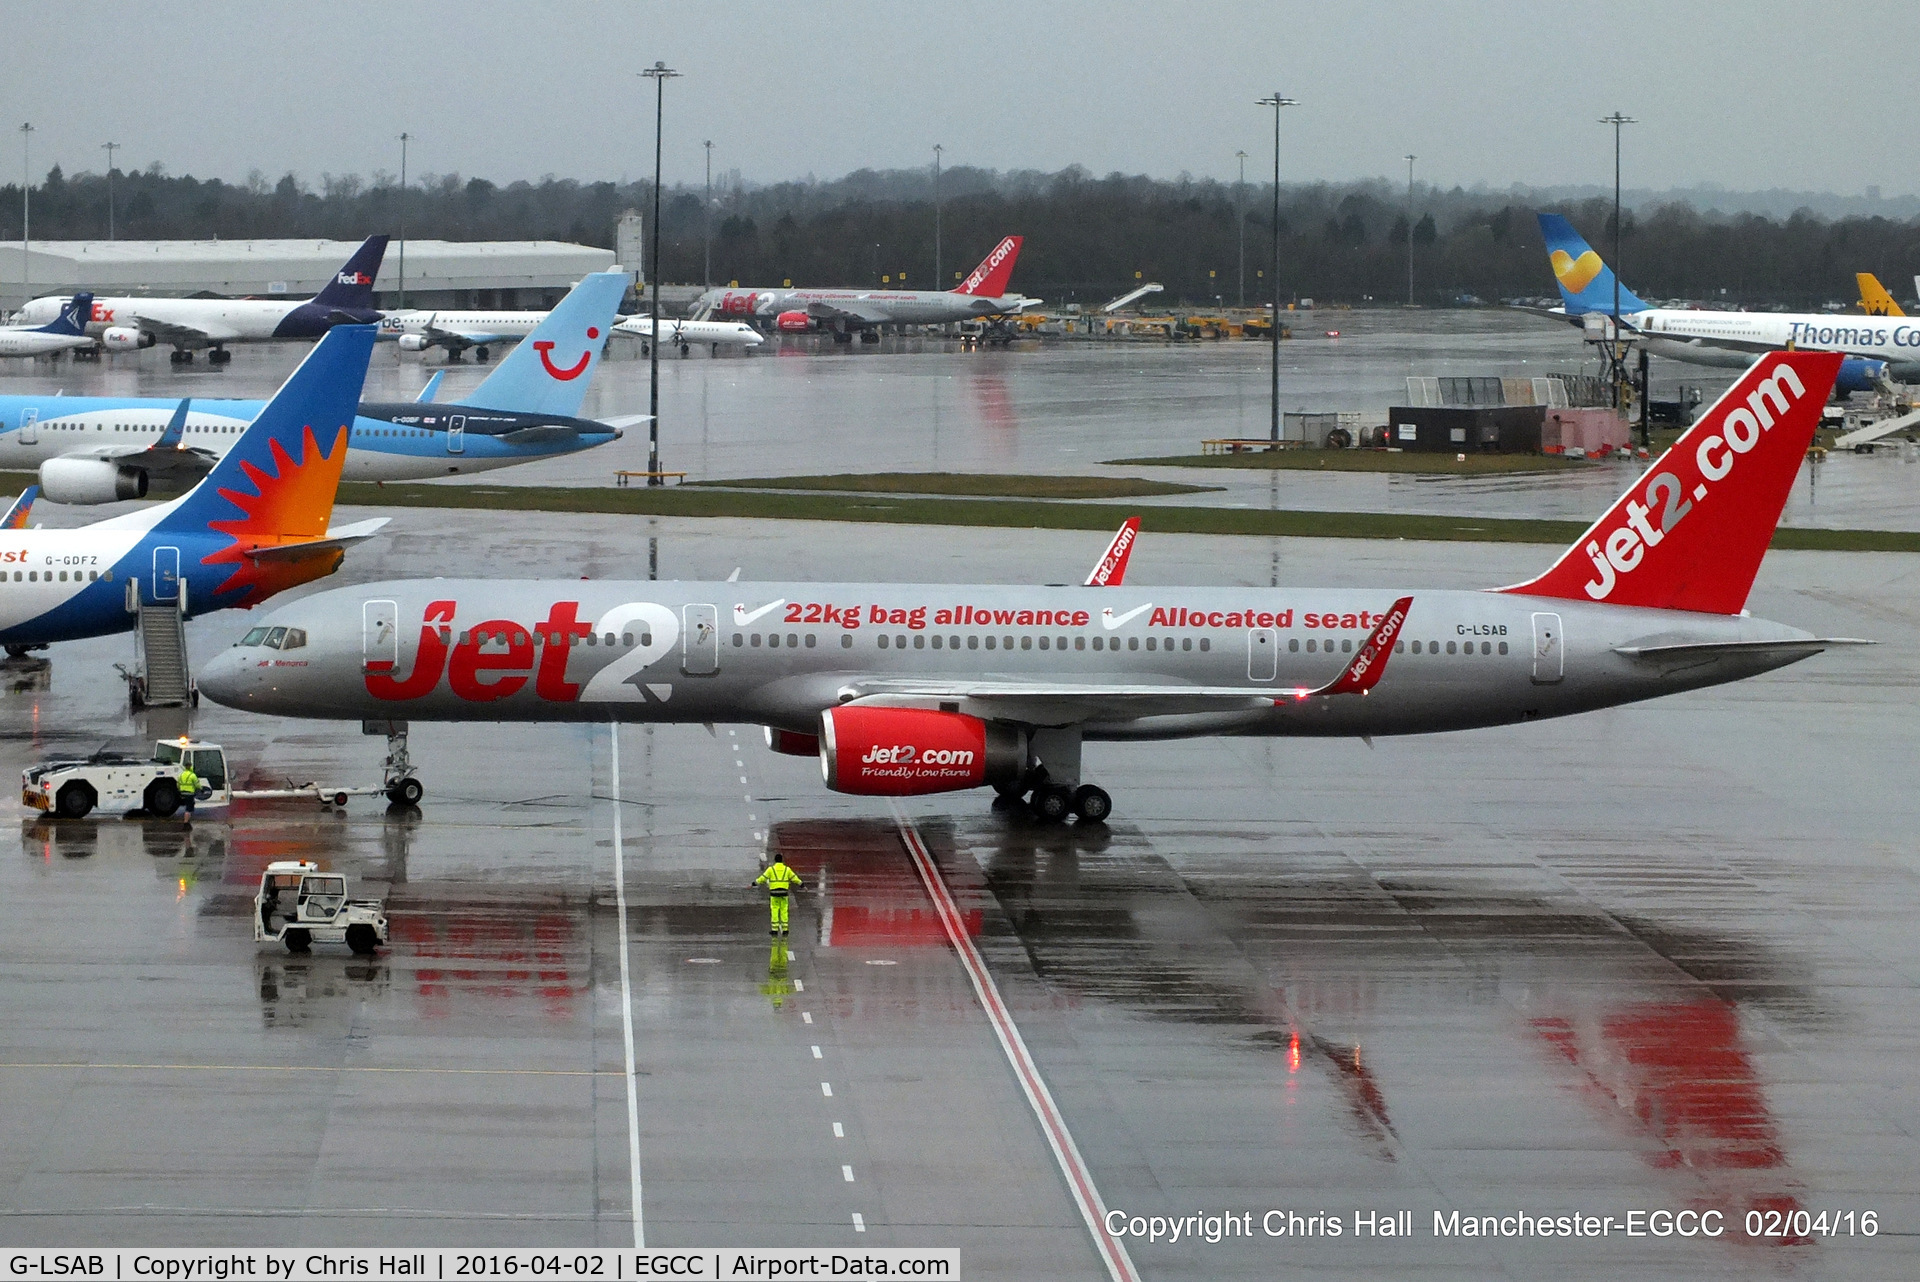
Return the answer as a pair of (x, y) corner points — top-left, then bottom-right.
(1531, 612), (1564, 684)
(19, 408), (37, 445)
(363, 599), (399, 672)
(447, 415), (465, 454)
(1248, 627), (1278, 682)
(682, 604), (718, 675)
(151, 546), (180, 602)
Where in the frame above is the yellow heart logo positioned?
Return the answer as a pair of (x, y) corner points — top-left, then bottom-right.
(1550, 248), (1604, 295)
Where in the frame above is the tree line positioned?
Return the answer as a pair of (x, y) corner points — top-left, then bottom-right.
(4, 161), (1917, 310)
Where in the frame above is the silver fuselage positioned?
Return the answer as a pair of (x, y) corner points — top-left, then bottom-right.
(199, 579), (1818, 740)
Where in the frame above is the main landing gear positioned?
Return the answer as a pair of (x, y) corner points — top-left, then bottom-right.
(169, 349), (193, 365)
(994, 727), (1109, 825)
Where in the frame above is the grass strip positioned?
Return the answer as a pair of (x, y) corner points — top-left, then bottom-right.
(1108, 450), (1595, 475)
(332, 482), (1920, 552)
(684, 471), (1219, 498)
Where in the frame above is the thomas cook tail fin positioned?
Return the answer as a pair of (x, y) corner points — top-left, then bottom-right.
(1499, 350), (1842, 615)
(461, 272), (627, 416)
(954, 236), (1023, 297)
(1537, 213), (1648, 315)
(1857, 272), (1904, 317)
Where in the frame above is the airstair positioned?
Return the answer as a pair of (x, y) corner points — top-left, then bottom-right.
(1834, 406), (1920, 450)
(1102, 283), (1164, 313)
(123, 579), (194, 708)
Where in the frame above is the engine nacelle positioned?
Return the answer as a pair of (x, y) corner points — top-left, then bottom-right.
(40, 457), (148, 504)
(818, 706), (1025, 797)
(776, 310), (814, 333)
(101, 325), (152, 351)
(1835, 357), (1889, 396)
(765, 727), (820, 757)
(397, 332), (432, 352)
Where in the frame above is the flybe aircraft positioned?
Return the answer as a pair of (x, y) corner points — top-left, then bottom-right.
(386, 305), (763, 360)
(203, 352), (1857, 824)
(694, 236), (1038, 342)
(0, 273), (633, 504)
(0, 324), (383, 656)
(15, 237), (388, 366)
(1538, 214), (1910, 389)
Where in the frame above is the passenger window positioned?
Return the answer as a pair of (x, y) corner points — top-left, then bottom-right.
(876, 635), (887, 649)
(622, 633), (633, 646)
(1498, 641), (1508, 655)
(732, 634), (743, 647)
(1183, 638), (1193, 652)
(1395, 641), (1404, 653)
(949, 636), (960, 649)
(1037, 637), (1048, 650)
(984, 637), (994, 650)
(788, 633), (798, 648)
(1481, 641), (1491, 655)
(1020, 637), (1032, 651)
(1128, 637), (1139, 651)
(88, 571), (97, 581)
(751, 633), (762, 647)
(1342, 639), (1352, 653)
(930, 635), (942, 650)
(281, 628), (307, 650)
(27, 571), (35, 582)
(1003, 636), (1013, 650)
(1198, 637), (1208, 652)
(1306, 639), (1316, 653)
(1076, 637), (1086, 651)
(1288, 638), (1298, 652)
(914, 635), (925, 649)
(768, 633), (781, 648)
(1092, 637), (1103, 651)
(805, 634), (816, 648)
(897, 635), (907, 649)
(1446, 641), (1456, 654)
(58, 571), (66, 582)
(840, 635), (853, 649)
(1146, 638), (1157, 651)
(968, 636), (979, 650)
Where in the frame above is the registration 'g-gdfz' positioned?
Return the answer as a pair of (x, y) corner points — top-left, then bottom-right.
(201, 352), (1861, 824)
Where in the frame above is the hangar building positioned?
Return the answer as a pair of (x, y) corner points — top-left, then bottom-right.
(0, 239), (621, 312)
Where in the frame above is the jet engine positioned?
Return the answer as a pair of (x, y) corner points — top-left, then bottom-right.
(1835, 357), (1890, 396)
(765, 727), (820, 757)
(818, 706), (1025, 797)
(776, 311), (815, 333)
(397, 333), (432, 352)
(40, 457), (148, 504)
(101, 326), (153, 351)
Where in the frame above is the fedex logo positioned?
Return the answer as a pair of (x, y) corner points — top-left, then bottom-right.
(1582, 364), (1806, 600)
(338, 271), (372, 286)
(860, 744), (974, 767)
(89, 303), (116, 324)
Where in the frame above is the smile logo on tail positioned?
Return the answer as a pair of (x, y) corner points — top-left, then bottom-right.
(1550, 248), (1604, 295)
(533, 330), (598, 382)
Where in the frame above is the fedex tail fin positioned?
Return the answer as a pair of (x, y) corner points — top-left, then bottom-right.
(128, 324), (375, 547)
(1500, 350), (1842, 615)
(1537, 214), (1648, 315)
(35, 293), (93, 337)
(462, 272), (628, 416)
(1, 486), (38, 530)
(1857, 272), (1904, 317)
(954, 236), (1023, 297)
(310, 236), (389, 309)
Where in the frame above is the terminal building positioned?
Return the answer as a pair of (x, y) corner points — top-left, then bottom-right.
(0, 238), (622, 312)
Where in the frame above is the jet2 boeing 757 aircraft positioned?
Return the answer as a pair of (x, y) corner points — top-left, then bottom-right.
(0, 324), (383, 656)
(203, 352), (1859, 823)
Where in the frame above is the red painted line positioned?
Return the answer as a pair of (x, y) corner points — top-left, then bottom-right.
(892, 806), (1141, 1282)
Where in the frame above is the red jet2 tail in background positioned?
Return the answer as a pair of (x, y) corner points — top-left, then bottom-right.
(954, 236), (1024, 297)
(1500, 350), (1841, 615)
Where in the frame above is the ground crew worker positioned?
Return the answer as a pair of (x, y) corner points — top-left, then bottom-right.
(177, 761), (200, 822)
(754, 856), (804, 936)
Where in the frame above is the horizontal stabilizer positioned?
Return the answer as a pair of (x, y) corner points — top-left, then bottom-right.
(416, 371), (445, 404)
(241, 517), (390, 564)
(1613, 636), (1872, 658)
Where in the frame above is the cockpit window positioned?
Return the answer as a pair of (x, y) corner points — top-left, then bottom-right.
(263, 627), (287, 650)
(240, 627), (269, 646)
(281, 628), (307, 650)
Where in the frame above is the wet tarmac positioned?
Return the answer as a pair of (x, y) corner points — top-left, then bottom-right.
(1, 512), (1917, 1278)
(9, 309), (1920, 531)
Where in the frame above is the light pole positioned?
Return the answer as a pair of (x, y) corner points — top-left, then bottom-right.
(1599, 111), (1637, 423)
(641, 61), (680, 486)
(396, 132), (411, 309)
(1256, 93), (1296, 443)
(932, 144), (943, 285)
(101, 141), (119, 240)
(1404, 153), (1416, 306)
(702, 139), (713, 289)
(1235, 150), (1247, 308)
(19, 124), (33, 309)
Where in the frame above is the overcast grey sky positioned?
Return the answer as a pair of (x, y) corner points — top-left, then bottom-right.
(5, 1), (1913, 195)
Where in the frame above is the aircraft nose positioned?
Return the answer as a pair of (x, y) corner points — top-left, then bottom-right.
(197, 646), (261, 710)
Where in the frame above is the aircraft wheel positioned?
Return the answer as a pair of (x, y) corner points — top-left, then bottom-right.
(168, 350), (183, 365)
(345, 924), (379, 956)
(387, 777), (424, 807)
(143, 778), (180, 819)
(476, 346), (490, 363)
(284, 928), (311, 954)
(1030, 785), (1072, 824)
(1072, 785), (1112, 825)
(55, 782), (95, 819)
(5, 645), (30, 659)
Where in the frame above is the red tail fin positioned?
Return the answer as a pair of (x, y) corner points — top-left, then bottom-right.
(1501, 350), (1840, 615)
(954, 236), (1023, 296)
(1304, 596), (1411, 698)
(1085, 517), (1140, 586)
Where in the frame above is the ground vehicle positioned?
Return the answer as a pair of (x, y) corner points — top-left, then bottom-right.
(22, 737), (398, 818)
(254, 860), (387, 954)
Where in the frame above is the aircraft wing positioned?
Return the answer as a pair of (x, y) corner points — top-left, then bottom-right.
(129, 312), (241, 345)
(837, 597), (1412, 724)
(806, 299), (894, 325)
(241, 517), (390, 565)
(424, 321), (511, 347)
